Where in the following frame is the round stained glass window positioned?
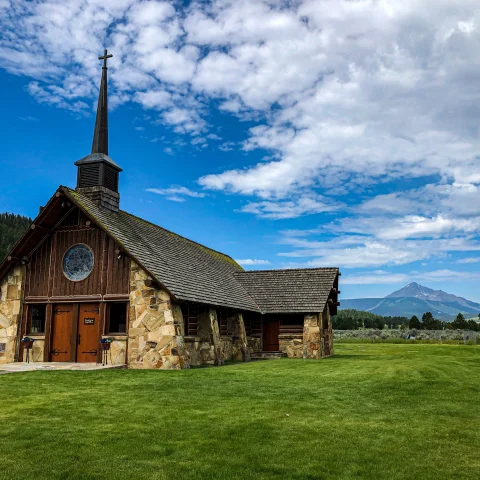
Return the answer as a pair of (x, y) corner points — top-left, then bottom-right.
(62, 244), (94, 281)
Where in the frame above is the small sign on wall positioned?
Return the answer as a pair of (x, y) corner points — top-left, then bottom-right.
(84, 318), (95, 325)
(0, 343), (6, 353)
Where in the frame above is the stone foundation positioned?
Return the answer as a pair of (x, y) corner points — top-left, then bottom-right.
(220, 336), (233, 362)
(128, 262), (187, 369)
(102, 335), (127, 365)
(279, 334), (303, 358)
(183, 308), (252, 366)
(247, 336), (262, 354)
(228, 312), (250, 362)
(0, 266), (25, 364)
(22, 337), (45, 362)
(184, 337), (212, 366)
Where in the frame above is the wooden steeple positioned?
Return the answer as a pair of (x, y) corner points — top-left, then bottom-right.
(74, 49), (122, 213)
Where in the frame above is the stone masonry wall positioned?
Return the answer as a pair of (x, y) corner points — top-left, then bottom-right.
(303, 306), (334, 359)
(22, 337), (45, 362)
(247, 336), (262, 354)
(184, 308), (251, 366)
(279, 334), (303, 358)
(228, 312), (250, 362)
(101, 335), (127, 365)
(321, 306), (334, 357)
(303, 313), (320, 359)
(184, 307), (221, 366)
(0, 266), (25, 364)
(128, 262), (187, 369)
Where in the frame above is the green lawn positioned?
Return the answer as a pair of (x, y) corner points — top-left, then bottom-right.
(1, 344), (479, 480)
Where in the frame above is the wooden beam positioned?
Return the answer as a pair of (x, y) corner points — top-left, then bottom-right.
(71, 303), (79, 362)
(30, 224), (51, 233)
(44, 304), (53, 362)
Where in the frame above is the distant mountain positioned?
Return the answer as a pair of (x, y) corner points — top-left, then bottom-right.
(386, 282), (477, 308)
(340, 283), (480, 321)
(0, 212), (32, 262)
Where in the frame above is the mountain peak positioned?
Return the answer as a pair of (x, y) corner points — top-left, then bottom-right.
(340, 283), (480, 321)
(385, 282), (473, 306)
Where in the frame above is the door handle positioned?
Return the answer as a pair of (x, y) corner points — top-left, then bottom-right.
(77, 333), (81, 345)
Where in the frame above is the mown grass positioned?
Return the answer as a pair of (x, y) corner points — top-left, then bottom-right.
(1, 344), (479, 480)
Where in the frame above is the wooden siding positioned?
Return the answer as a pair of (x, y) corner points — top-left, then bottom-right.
(244, 311), (262, 337)
(25, 207), (130, 301)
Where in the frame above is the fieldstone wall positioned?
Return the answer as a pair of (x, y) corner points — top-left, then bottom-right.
(101, 335), (127, 365)
(219, 336), (233, 361)
(183, 309), (251, 366)
(184, 308), (223, 366)
(228, 312), (250, 362)
(22, 337), (45, 362)
(247, 336), (262, 354)
(303, 306), (334, 359)
(321, 306), (334, 357)
(0, 266), (25, 364)
(303, 313), (320, 359)
(279, 334), (303, 358)
(128, 262), (187, 369)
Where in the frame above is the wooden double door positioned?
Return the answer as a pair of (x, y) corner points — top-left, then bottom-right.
(50, 303), (100, 362)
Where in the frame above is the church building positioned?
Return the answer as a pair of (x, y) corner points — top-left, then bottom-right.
(0, 52), (340, 369)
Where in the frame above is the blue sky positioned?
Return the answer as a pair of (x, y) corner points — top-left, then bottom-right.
(1, 0), (480, 302)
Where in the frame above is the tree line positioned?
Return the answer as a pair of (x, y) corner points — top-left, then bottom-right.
(332, 309), (408, 330)
(0, 212), (32, 262)
(408, 312), (480, 331)
(332, 309), (480, 331)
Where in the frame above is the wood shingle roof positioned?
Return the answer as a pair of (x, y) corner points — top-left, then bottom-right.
(234, 268), (339, 313)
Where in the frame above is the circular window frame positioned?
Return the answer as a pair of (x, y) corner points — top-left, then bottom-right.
(62, 243), (95, 282)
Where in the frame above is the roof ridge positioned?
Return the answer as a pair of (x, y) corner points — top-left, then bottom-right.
(235, 267), (339, 274)
(61, 185), (242, 270)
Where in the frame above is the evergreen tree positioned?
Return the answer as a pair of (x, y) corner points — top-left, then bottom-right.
(409, 315), (421, 329)
(0, 212), (32, 262)
(452, 313), (468, 330)
(467, 319), (479, 332)
(421, 312), (436, 330)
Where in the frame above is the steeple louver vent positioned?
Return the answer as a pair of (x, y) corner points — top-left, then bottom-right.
(103, 164), (118, 191)
(78, 164), (101, 188)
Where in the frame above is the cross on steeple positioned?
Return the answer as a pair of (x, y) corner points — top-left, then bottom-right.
(98, 49), (113, 69)
(90, 49), (113, 155)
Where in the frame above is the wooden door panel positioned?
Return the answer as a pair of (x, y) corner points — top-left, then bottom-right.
(51, 304), (74, 362)
(263, 318), (280, 351)
(77, 303), (100, 363)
